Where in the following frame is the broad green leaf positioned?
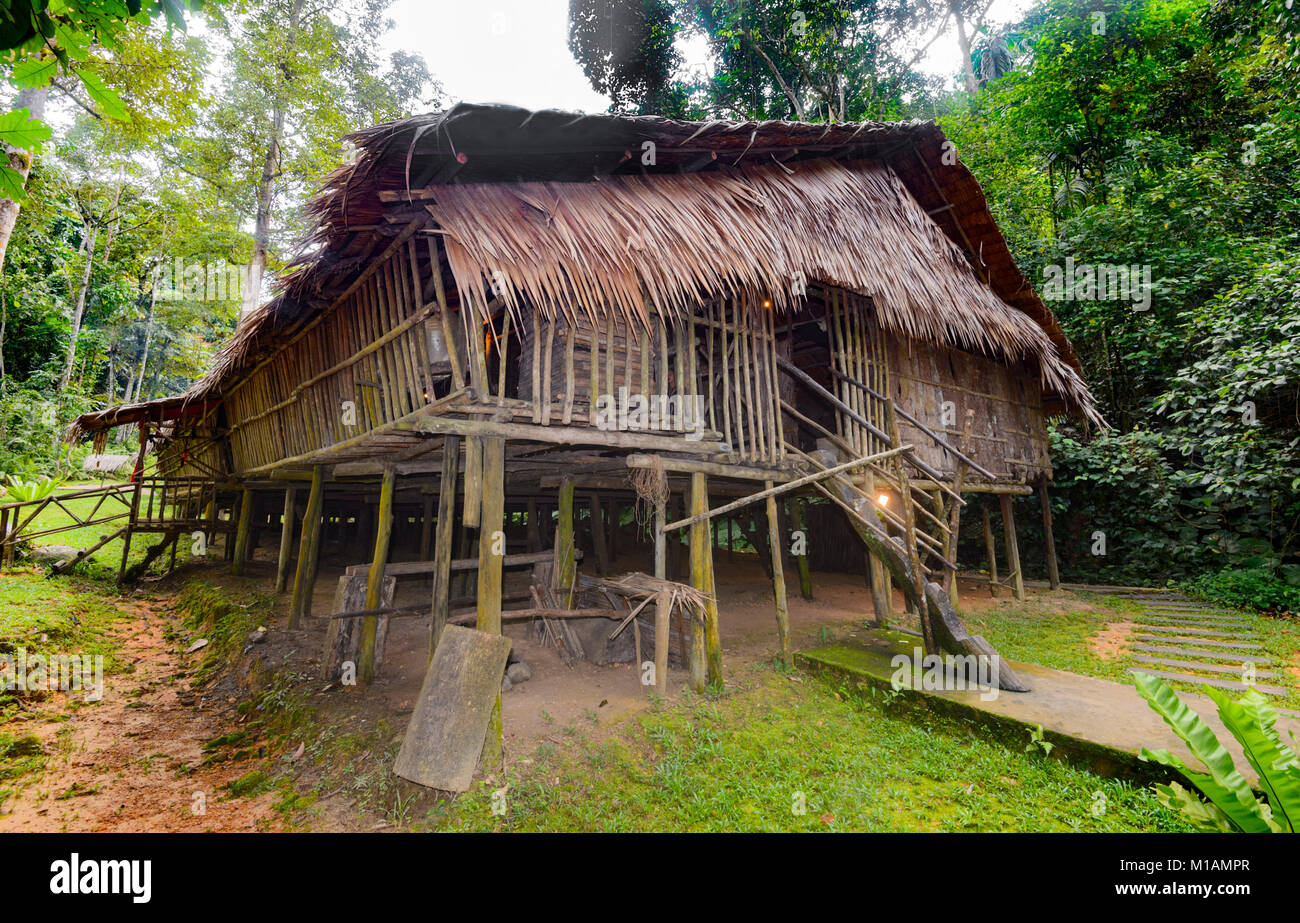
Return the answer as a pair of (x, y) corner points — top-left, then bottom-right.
(1209, 688), (1300, 832)
(10, 55), (58, 88)
(77, 71), (129, 121)
(0, 108), (52, 151)
(0, 163), (29, 202)
(1134, 672), (1279, 832)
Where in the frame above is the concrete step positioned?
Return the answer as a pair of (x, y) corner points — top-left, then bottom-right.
(1136, 625), (1246, 639)
(1133, 635), (1263, 651)
(1133, 654), (1279, 680)
(1138, 619), (1251, 632)
(1136, 612), (1249, 623)
(1130, 643), (1272, 665)
(1130, 668), (1286, 697)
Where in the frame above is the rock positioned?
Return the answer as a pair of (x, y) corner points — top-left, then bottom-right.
(246, 628), (268, 645)
(185, 638), (208, 654)
(31, 545), (79, 566)
(500, 675), (514, 693)
(505, 661), (531, 684)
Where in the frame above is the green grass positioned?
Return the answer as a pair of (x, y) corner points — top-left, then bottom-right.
(417, 666), (1193, 832)
(960, 593), (1137, 682)
(0, 570), (129, 682)
(174, 581), (275, 687)
(4, 484), (193, 578)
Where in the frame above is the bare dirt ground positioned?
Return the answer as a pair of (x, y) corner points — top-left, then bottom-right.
(0, 542), (1045, 833)
(1, 596), (284, 832)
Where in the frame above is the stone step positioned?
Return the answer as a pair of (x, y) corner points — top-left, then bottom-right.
(1133, 635), (1263, 651)
(1130, 668), (1286, 697)
(1141, 608), (1243, 616)
(1130, 643), (1272, 665)
(1138, 619), (1251, 632)
(1136, 625), (1245, 639)
(1133, 655), (1279, 680)
(1137, 611), (1250, 623)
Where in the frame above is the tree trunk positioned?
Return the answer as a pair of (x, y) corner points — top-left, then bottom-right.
(134, 281), (158, 401)
(58, 223), (99, 390)
(0, 86), (50, 274)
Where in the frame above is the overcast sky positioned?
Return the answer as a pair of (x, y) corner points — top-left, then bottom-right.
(380, 0), (1038, 114)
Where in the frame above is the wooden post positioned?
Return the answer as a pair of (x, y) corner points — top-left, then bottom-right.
(359, 467), (395, 684)
(463, 435), (482, 529)
(607, 500), (619, 564)
(117, 422), (149, 583)
(478, 437), (506, 769)
(653, 497), (668, 697)
(525, 499), (540, 552)
(288, 465), (325, 629)
(556, 477), (576, 605)
(999, 493), (1025, 601)
(429, 435), (460, 659)
(589, 492), (610, 575)
(419, 492), (435, 561)
(231, 488), (255, 576)
(688, 473), (722, 690)
(1038, 476), (1061, 590)
(765, 486), (792, 665)
(981, 502), (999, 597)
(789, 497), (813, 601)
(274, 487), (297, 592)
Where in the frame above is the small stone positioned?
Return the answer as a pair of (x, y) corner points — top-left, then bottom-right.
(501, 675), (514, 693)
(246, 628), (267, 645)
(506, 662), (531, 684)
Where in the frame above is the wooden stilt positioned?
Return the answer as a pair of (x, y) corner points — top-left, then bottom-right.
(1038, 476), (1061, 590)
(869, 553), (891, 623)
(231, 488), (255, 576)
(556, 477), (576, 605)
(419, 493), (435, 561)
(589, 491), (609, 575)
(288, 465), (325, 629)
(429, 435), (460, 658)
(463, 436), (482, 529)
(688, 473), (722, 690)
(982, 502), (999, 597)
(1000, 493), (1025, 601)
(359, 467), (395, 684)
(653, 497), (668, 697)
(478, 437), (506, 769)
(525, 499), (540, 552)
(275, 487), (297, 592)
(765, 485), (792, 664)
(789, 497), (813, 601)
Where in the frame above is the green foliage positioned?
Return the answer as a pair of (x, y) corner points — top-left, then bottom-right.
(1186, 566), (1300, 615)
(568, 0), (686, 115)
(0, 473), (62, 501)
(1136, 672), (1299, 832)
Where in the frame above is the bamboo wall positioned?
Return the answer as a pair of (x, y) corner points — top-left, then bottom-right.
(883, 330), (1052, 483)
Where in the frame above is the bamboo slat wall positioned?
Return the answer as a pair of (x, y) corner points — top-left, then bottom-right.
(882, 329), (1052, 482)
(224, 239), (439, 472)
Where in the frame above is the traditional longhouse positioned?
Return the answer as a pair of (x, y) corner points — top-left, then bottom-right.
(70, 104), (1101, 770)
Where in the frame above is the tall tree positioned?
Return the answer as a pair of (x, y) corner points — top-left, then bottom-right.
(191, 0), (437, 315)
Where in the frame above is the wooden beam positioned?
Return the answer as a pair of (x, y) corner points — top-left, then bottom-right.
(588, 492), (609, 576)
(556, 477), (576, 604)
(982, 502), (999, 598)
(765, 484), (792, 665)
(478, 436), (506, 769)
(1039, 476), (1061, 590)
(231, 488), (255, 576)
(429, 435), (460, 659)
(1000, 493), (1025, 601)
(359, 466), (395, 684)
(788, 497), (813, 601)
(288, 465), (325, 629)
(274, 487), (297, 592)
(653, 498), (668, 698)
(662, 445), (909, 532)
(689, 473), (722, 690)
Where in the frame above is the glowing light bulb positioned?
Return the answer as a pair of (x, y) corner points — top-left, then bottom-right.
(876, 493), (890, 508)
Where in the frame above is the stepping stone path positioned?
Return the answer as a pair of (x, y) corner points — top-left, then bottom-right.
(1105, 591), (1289, 698)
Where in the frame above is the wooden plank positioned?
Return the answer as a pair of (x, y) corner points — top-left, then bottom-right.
(393, 624), (513, 792)
(322, 573), (394, 683)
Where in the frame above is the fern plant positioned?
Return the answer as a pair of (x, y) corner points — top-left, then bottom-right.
(1135, 672), (1300, 832)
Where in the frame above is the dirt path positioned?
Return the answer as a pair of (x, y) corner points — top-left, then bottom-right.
(0, 597), (281, 832)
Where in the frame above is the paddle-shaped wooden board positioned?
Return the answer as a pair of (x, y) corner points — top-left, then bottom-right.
(393, 625), (512, 792)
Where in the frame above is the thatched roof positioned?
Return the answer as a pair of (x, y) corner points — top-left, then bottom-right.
(81, 103), (1102, 436)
